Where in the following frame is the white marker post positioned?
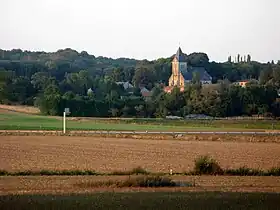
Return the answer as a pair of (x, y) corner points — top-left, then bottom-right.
(63, 108), (70, 134)
(63, 111), (66, 134)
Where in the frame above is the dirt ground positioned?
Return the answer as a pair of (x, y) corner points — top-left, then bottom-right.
(0, 105), (40, 114)
(1, 136), (280, 172)
(1, 176), (280, 195)
(2, 131), (280, 143)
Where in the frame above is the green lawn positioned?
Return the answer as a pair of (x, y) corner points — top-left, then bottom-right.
(0, 112), (279, 131)
(0, 192), (279, 210)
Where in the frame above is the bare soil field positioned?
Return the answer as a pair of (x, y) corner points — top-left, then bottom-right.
(0, 104), (40, 114)
(1, 136), (280, 172)
(1, 176), (280, 195)
(2, 131), (280, 143)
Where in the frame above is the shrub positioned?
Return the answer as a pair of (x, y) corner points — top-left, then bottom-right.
(0, 170), (8, 176)
(266, 167), (280, 176)
(122, 176), (176, 187)
(224, 167), (264, 176)
(39, 170), (58, 175)
(130, 167), (149, 175)
(13, 170), (34, 176)
(75, 176), (179, 188)
(110, 167), (149, 176)
(194, 155), (223, 175)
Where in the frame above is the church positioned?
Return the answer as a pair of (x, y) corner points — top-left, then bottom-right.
(164, 47), (212, 93)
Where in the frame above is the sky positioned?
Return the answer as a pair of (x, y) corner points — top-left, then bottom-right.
(2, 0), (280, 62)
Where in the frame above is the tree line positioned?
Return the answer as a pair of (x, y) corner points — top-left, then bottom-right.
(0, 48), (280, 118)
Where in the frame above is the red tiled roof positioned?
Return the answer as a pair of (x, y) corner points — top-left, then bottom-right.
(164, 86), (173, 92)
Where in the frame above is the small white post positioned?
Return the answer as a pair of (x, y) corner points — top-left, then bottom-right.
(63, 111), (66, 134)
(170, 169), (173, 175)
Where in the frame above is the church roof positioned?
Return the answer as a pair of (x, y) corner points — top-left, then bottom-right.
(182, 67), (212, 81)
(174, 47), (187, 62)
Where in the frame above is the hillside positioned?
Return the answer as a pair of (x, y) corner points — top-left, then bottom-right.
(0, 48), (280, 118)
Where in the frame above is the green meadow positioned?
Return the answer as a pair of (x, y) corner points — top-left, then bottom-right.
(0, 111), (279, 131)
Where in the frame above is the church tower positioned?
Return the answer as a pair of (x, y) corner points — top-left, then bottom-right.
(164, 47), (212, 93)
(169, 47), (187, 87)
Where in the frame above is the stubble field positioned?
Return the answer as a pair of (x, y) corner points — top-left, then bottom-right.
(1, 135), (280, 173)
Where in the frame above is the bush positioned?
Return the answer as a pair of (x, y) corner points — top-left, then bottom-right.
(39, 170), (58, 175)
(122, 176), (176, 187)
(13, 170), (34, 176)
(265, 167), (280, 176)
(194, 156), (223, 175)
(0, 170), (8, 176)
(224, 167), (264, 176)
(75, 176), (178, 188)
(110, 167), (149, 176)
(131, 167), (149, 175)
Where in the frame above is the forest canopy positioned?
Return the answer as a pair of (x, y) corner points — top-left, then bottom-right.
(0, 48), (280, 118)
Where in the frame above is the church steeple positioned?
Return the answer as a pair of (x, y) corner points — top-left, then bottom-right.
(175, 47), (187, 62)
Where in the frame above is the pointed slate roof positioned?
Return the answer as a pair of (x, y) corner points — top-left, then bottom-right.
(181, 67), (212, 81)
(175, 47), (187, 62)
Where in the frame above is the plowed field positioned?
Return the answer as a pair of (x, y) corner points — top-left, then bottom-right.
(1, 136), (280, 172)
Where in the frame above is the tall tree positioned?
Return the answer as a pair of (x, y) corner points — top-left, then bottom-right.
(132, 67), (156, 87)
(36, 84), (62, 115)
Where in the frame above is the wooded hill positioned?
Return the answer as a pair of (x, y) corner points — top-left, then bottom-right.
(0, 48), (280, 118)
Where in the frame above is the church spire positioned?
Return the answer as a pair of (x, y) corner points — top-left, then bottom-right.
(175, 47), (186, 62)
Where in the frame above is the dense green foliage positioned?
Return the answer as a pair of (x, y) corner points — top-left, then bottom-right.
(1, 192), (280, 210)
(1, 48), (280, 117)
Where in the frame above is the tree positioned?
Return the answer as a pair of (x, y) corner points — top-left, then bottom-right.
(36, 84), (62, 115)
(192, 71), (201, 85)
(272, 101), (280, 117)
(65, 70), (93, 94)
(111, 67), (125, 82)
(132, 67), (156, 87)
(228, 56), (232, 63)
(187, 53), (209, 67)
(109, 108), (119, 117)
(31, 72), (55, 91)
(272, 65), (280, 87)
(1, 76), (35, 105)
(259, 64), (273, 85)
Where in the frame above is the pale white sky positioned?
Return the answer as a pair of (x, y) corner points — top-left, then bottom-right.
(2, 0), (280, 62)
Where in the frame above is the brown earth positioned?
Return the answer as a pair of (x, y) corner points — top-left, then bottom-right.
(1, 176), (280, 195)
(0, 104), (40, 114)
(1, 131), (280, 143)
(1, 136), (280, 172)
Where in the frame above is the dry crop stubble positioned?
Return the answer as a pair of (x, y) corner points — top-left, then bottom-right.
(1, 136), (280, 172)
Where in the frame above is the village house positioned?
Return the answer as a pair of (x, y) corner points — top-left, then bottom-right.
(164, 47), (212, 93)
(116, 81), (134, 90)
(234, 80), (249, 88)
(116, 82), (152, 100)
(140, 87), (152, 101)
